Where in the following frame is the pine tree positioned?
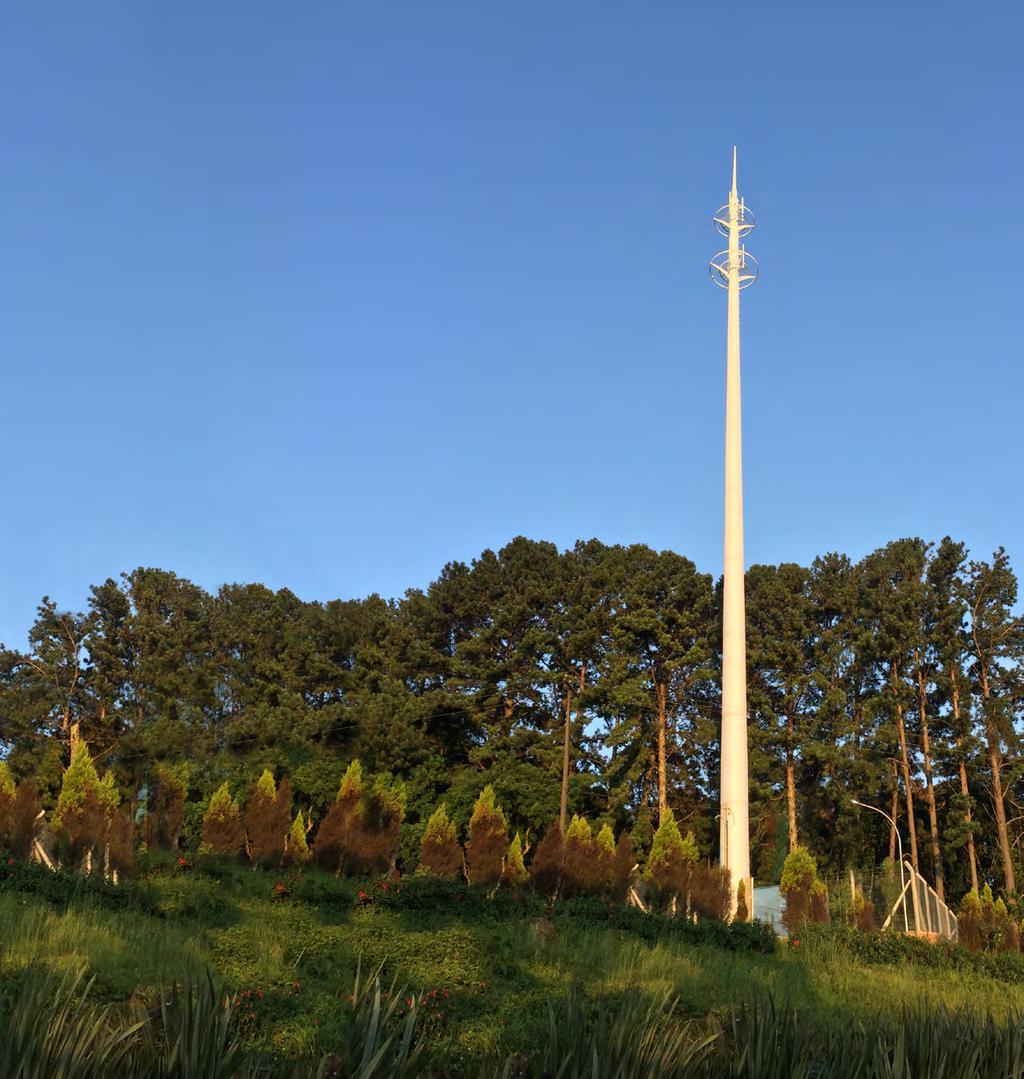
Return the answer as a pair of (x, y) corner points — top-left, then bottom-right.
(201, 783), (244, 857)
(466, 785), (508, 887)
(418, 804), (463, 876)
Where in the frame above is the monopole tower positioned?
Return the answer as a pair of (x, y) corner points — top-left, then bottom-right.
(709, 148), (757, 912)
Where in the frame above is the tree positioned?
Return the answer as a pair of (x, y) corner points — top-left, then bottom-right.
(963, 550), (1022, 895)
(244, 770), (291, 867)
(314, 760), (366, 874)
(466, 785), (508, 887)
(502, 832), (528, 888)
(53, 741), (120, 870)
(201, 783), (244, 857)
(418, 804), (463, 876)
(604, 547), (714, 825)
(645, 810), (698, 910)
(149, 761), (189, 850)
(746, 564), (813, 853)
(285, 811), (311, 865)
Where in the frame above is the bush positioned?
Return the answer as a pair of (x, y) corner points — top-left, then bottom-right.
(690, 863), (731, 921)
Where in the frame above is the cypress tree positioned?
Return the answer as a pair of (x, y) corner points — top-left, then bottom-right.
(561, 815), (597, 897)
(501, 832), (528, 888)
(529, 824), (564, 898)
(201, 783), (244, 857)
(645, 810), (697, 910)
(11, 781), (43, 860)
(314, 760), (367, 873)
(0, 762), (14, 848)
(244, 769), (291, 867)
(285, 811), (311, 865)
(466, 785), (508, 887)
(418, 804), (463, 876)
(150, 762), (189, 849)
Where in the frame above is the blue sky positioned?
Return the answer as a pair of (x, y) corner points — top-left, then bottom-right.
(1, 3), (1021, 647)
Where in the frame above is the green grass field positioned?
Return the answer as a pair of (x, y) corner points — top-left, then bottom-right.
(3, 857), (1024, 1076)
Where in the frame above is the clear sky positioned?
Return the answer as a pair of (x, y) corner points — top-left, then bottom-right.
(2, 3), (1021, 648)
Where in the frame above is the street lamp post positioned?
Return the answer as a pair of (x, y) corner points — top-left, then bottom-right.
(851, 799), (909, 933)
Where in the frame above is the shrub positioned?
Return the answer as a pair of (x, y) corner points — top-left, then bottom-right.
(465, 785), (507, 887)
(200, 783), (244, 857)
(529, 824), (563, 898)
(418, 804), (463, 877)
(501, 832), (528, 888)
(354, 775), (406, 875)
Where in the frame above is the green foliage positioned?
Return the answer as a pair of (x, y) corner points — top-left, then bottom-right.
(466, 785), (508, 887)
(286, 812), (310, 865)
(780, 847), (817, 893)
(0, 761), (14, 798)
(418, 804), (462, 877)
(502, 832), (527, 888)
(200, 783), (244, 857)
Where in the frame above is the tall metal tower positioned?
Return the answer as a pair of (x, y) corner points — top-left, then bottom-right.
(709, 148), (758, 912)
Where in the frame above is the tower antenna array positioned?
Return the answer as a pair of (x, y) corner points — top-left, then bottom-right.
(709, 147), (757, 914)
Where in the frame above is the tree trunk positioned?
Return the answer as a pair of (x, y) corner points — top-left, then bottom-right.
(951, 670), (979, 893)
(785, 713), (797, 852)
(987, 739), (1016, 894)
(958, 757), (979, 893)
(893, 676), (920, 873)
(656, 681), (668, 822)
(559, 685), (572, 834)
(977, 658), (1016, 894)
(889, 761), (899, 863)
(916, 657), (944, 900)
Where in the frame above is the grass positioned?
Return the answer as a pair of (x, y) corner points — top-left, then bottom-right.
(3, 859), (1024, 1074)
